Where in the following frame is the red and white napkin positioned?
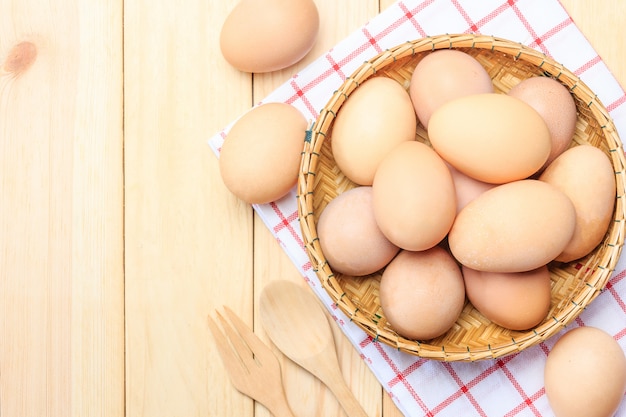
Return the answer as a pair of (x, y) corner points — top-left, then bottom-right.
(209, 1), (626, 415)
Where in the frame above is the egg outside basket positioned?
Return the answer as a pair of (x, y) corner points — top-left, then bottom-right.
(297, 34), (626, 361)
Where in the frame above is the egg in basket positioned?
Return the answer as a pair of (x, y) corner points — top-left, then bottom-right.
(297, 34), (626, 361)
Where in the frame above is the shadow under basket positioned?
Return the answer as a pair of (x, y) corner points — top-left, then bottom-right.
(297, 34), (626, 361)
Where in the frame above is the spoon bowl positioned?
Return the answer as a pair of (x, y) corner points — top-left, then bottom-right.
(259, 280), (369, 417)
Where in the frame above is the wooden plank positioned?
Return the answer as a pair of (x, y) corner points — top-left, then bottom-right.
(123, 0), (254, 416)
(560, 0), (626, 88)
(251, 1), (397, 416)
(0, 1), (124, 416)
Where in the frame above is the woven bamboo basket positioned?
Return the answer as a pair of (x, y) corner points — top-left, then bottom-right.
(297, 34), (626, 361)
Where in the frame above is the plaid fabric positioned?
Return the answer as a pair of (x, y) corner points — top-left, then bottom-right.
(209, 1), (626, 415)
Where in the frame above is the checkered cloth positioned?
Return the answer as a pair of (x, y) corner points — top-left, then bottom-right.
(209, 1), (626, 415)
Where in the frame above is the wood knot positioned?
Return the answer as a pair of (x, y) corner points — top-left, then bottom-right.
(3, 41), (37, 76)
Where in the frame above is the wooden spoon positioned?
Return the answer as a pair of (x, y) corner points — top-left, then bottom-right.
(259, 280), (369, 417)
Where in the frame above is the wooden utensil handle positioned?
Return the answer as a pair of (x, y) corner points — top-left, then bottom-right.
(267, 400), (297, 417)
(323, 372), (369, 417)
(264, 389), (297, 417)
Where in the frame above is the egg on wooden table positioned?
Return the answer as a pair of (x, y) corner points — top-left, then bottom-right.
(545, 326), (626, 417)
(316, 186), (400, 276)
(409, 49), (494, 129)
(219, 102), (307, 204)
(331, 76), (417, 185)
(379, 247), (465, 340)
(508, 76), (578, 172)
(220, 0), (319, 73)
(539, 145), (616, 263)
(372, 141), (456, 251)
(462, 265), (551, 330)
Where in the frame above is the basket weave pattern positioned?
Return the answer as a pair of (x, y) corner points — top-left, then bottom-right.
(298, 34), (626, 361)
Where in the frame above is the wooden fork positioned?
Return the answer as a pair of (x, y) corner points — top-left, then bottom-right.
(208, 306), (296, 417)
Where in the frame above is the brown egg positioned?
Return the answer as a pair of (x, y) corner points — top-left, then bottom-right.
(332, 76), (417, 185)
(372, 141), (456, 251)
(380, 247), (465, 340)
(508, 76), (577, 172)
(447, 163), (496, 214)
(545, 326), (626, 417)
(409, 49), (494, 129)
(449, 179), (576, 273)
(316, 186), (400, 276)
(462, 265), (551, 330)
(428, 93), (552, 184)
(219, 103), (307, 204)
(220, 0), (319, 73)
(539, 145), (616, 263)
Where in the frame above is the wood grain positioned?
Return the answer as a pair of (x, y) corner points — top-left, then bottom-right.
(0, 1), (124, 416)
(560, 0), (626, 88)
(251, 1), (400, 415)
(123, 0), (254, 416)
(0, 0), (624, 416)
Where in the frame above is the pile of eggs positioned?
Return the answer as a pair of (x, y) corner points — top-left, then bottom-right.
(316, 49), (617, 340)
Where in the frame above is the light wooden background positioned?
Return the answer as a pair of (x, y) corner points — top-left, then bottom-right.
(0, 1), (624, 416)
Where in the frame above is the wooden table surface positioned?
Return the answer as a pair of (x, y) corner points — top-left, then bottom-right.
(1, 1), (625, 416)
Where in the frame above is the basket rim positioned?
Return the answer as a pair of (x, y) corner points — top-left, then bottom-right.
(297, 33), (626, 361)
